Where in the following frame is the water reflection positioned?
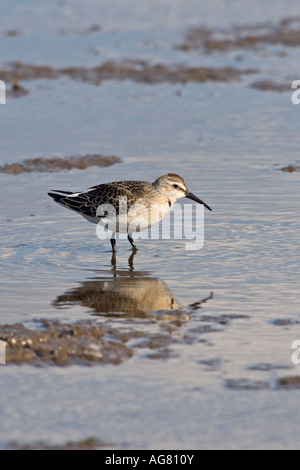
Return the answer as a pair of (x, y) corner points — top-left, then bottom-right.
(52, 253), (180, 317)
(111, 250), (136, 273)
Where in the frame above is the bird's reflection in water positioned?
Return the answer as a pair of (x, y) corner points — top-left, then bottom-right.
(111, 249), (136, 274)
(53, 251), (181, 317)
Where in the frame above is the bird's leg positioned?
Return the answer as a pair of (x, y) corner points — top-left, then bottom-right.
(110, 233), (116, 252)
(128, 250), (136, 270)
(111, 251), (116, 270)
(127, 233), (137, 251)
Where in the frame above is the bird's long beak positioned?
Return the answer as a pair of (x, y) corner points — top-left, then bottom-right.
(185, 190), (212, 211)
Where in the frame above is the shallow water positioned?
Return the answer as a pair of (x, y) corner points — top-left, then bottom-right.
(0, 0), (300, 450)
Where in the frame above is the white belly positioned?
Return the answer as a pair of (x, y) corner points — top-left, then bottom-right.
(97, 201), (171, 234)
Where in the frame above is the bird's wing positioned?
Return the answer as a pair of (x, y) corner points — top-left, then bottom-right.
(49, 181), (152, 219)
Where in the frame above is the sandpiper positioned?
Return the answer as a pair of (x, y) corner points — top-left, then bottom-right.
(48, 173), (212, 251)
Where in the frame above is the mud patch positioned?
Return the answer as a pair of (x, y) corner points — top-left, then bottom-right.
(147, 348), (177, 360)
(250, 80), (289, 92)
(248, 363), (291, 371)
(198, 313), (250, 325)
(6, 82), (29, 98)
(59, 24), (101, 36)
(276, 376), (300, 389)
(278, 164), (300, 173)
(177, 17), (300, 53)
(0, 320), (132, 366)
(0, 60), (257, 87)
(199, 358), (222, 370)
(4, 29), (23, 37)
(9, 437), (110, 450)
(225, 378), (270, 390)
(271, 318), (300, 326)
(0, 154), (121, 174)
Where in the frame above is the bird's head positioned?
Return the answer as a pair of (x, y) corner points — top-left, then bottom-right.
(153, 173), (212, 211)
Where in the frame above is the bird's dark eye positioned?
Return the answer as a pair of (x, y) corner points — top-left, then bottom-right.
(173, 184), (179, 189)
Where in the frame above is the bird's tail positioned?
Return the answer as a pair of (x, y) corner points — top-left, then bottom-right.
(48, 191), (72, 205)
